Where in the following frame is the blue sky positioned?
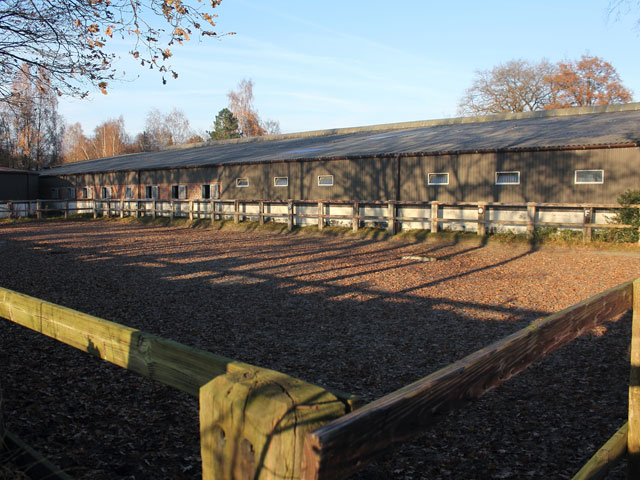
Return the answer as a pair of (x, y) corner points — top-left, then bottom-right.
(58, 0), (640, 137)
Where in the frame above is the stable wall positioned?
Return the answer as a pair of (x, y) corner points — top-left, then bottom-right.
(38, 146), (640, 204)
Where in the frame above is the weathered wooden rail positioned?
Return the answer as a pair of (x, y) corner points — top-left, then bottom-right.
(0, 288), (358, 479)
(2, 198), (639, 242)
(1, 279), (639, 478)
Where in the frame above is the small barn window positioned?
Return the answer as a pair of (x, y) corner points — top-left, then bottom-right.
(51, 188), (59, 199)
(495, 171), (520, 185)
(171, 184), (187, 199)
(101, 186), (112, 199)
(428, 173), (449, 185)
(575, 170), (604, 184)
(274, 176), (288, 187)
(318, 175), (334, 187)
(81, 187), (93, 199)
(66, 188), (76, 199)
(125, 186), (134, 199)
(145, 185), (159, 199)
(201, 184), (220, 199)
(236, 178), (249, 188)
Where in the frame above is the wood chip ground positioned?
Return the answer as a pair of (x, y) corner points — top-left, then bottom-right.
(0, 220), (639, 479)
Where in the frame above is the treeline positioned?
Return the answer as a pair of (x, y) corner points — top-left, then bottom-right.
(0, 71), (280, 170)
(458, 54), (633, 115)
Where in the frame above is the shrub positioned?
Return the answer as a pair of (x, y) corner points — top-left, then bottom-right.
(606, 190), (640, 242)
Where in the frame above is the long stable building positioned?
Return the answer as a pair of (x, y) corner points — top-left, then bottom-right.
(39, 103), (640, 205)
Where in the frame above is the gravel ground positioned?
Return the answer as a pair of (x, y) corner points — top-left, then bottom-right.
(0, 219), (639, 479)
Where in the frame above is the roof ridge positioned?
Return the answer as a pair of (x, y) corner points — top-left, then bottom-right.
(178, 102), (640, 148)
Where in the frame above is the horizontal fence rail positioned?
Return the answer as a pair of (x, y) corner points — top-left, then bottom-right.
(0, 288), (358, 479)
(302, 280), (634, 479)
(1, 278), (638, 478)
(2, 198), (639, 242)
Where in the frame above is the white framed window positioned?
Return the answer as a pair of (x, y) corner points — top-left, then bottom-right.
(171, 184), (187, 199)
(66, 187), (76, 199)
(274, 176), (289, 187)
(81, 187), (93, 199)
(428, 172), (449, 185)
(101, 186), (112, 199)
(318, 175), (334, 186)
(201, 183), (220, 199)
(51, 188), (59, 199)
(145, 185), (159, 199)
(495, 171), (520, 185)
(125, 186), (134, 199)
(575, 169), (604, 184)
(236, 178), (249, 188)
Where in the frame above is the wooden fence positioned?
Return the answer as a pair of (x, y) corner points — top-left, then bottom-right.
(1, 278), (640, 478)
(3, 198), (639, 242)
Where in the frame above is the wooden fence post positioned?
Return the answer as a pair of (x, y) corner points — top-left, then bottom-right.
(630, 279), (640, 477)
(210, 200), (215, 222)
(234, 200), (240, 223)
(526, 203), (536, 239)
(199, 371), (349, 480)
(36, 200), (42, 220)
(387, 202), (395, 234)
(120, 199), (125, 219)
(189, 200), (194, 221)
(318, 202), (324, 230)
(64, 201), (69, 220)
(259, 201), (265, 225)
(477, 203), (487, 236)
(430, 202), (439, 233)
(353, 202), (359, 232)
(152, 199), (156, 219)
(583, 207), (593, 243)
(288, 200), (294, 231)
(135, 200), (140, 218)
(92, 200), (97, 219)
(170, 201), (175, 221)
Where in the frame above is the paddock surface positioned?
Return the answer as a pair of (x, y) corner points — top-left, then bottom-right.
(0, 220), (639, 479)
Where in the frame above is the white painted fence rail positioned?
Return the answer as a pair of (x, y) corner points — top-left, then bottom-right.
(1, 198), (638, 242)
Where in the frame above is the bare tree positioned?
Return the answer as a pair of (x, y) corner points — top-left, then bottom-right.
(458, 59), (556, 115)
(262, 119), (281, 135)
(544, 55), (633, 109)
(144, 107), (192, 150)
(88, 117), (130, 158)
(0, 0), (231, 102)
(0, 63), (64, 169)
(62, 123), (91, 164)
(227, 79), (266, 137)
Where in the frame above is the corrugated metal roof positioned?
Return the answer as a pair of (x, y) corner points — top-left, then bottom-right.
(42, 103), (640, 176)
(0, 167), (38, 174)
